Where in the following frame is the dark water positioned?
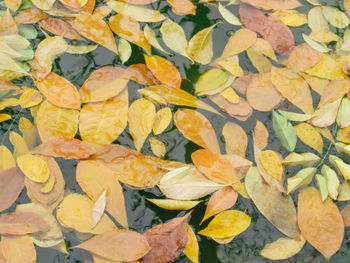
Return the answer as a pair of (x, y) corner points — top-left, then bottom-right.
(1, 0), (350, 262)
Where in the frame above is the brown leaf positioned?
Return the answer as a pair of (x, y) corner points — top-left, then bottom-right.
(239, 4), (268, 34)
(174, 108), (220, 153)
(232, 73), (258, 95)
(201, 186), (238, 224)
(286, 43), (323, 72)
(126, 64), (159, 85)
(0, 212), (50, 235)
(35, 72), (80, 109)
(192, 149), (239, 185)
(140, 214), (189, 263)
(0, 167), (24, 212)
(80, 67), (129, 103)
(1, 235), (36, 263)
(240, 0), (301, 11)
(15, 8), (48, 24)
(222, 122), (247, 157)
(39, 18), (84, 40)
(31, 138), (95, 159)
(298, 187), (344, 259)
(69, 12), (118, 55)
(75, 229), (151, 261)
(76, 160), (128, 228)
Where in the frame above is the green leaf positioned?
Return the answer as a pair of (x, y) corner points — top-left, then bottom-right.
(321, 165), (339, 200)
(218, 3), (241, 25)
(287, 167), (316, 194)
(18, 24), (38, 40)
(272, 111), (297, 151)
(315, 174), (328, 202)
(278, 110), (312, 122)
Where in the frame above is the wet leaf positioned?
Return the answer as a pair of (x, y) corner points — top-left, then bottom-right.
(209, 94), (252, 120)
(0, 113), (11, 123)
(321, 165), (339, 200)
(92, 190), (107, 229)
(198, 210), (251, 238)
(337, 127), (350, 144)
(158, 166), (225, 200)
(294, 123), (323, 154)
(144, 25), (169, 54)
(195, 69), (229, 94)
(302, 33), (330, 53)
(336, 97), (350, 128)
(56, 193), (117, 234)
(167, 0), (196, 15)
(76, 229), (150, 261)
(17, 153), (49, 183)
(76, 160), (128, 228)
(1, 235), (36, 263)
(118, 39), (132, 63)
(40, 175), (55, 193)
(245, 167), (300, 238)
(221, 28), (257, 58)
(272, 111), (297, 152)
(0, 211), (50, 235)
(80, 67), (128, 103)
(144, 54), (182, 89)
(253, 38), (277, 61)
(128, 98), (156, 151)
(18, 87), (43, 108)
(174, 109), (220, 153)
(140, 214), (189, 263)
(286, 167), (316, 194)
(32, 138), (95, 160)
(222, 122), (247, 156)
(246, 47), (272, 73)
(261, 235), (305, 260)
(218, 3), (241, 25)
(36, 100), (79, 142)
(80, 89), (128, 147)
(184, 225), (199, 263)
(9, 131), (29, 158)
(253, 120), (269, 150)
(286, 43), (323, 72)
(322, 6), (349, 29)
(149, 137), (166, 158)
(39, 18), (83, 40)
(201, 186), (238, 224)
(187, 23), (218, 64)
(240, 0), (301, 10)
(283, 152), (320, 167)
(0, 167), (24, 212)
(66, 45), (98, 55)
(152, 107), (172, 135)
(319, 78), (350, 106)
(298, 187), (344, 259)
(338, 181), (350, 201)
(69, 12), (118, 55)
(271, 9), (307, 27)
(278, 110), (312, 122)
(160, 18), (190, 59)
(146, 199), (201, 210)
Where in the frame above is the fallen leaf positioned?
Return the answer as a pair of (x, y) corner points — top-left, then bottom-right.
(218, 3), (241, 25)
(316, 173), (328, 201)
(302, 33), (330, 53)
(144, 25), (169, 54)
(253, 38), (277, 61)
(128, 98), (156, 151)
(222, 122), (247, 156)
(322, 6), (349, 29)
(321, 165), (339, 200)
(246, 47), (272, 73)
(80, 67), (129, 103)
(40, 175), (55, 193)
(271, 9), (307, 27)
(304, 54), (346, 80)
(149, 137), (166, 158)
(15, 8), (48, 24)
(253, 120), (269, 150)
(310, 98), (342, 128)
(261, 235), (305, 260)
(174, 108), (220, 153)
(140, 214), (189, 263)
(0, 167), (24, 212)
(283, 152), (320, 167)
(184, 225), (199, 263)
(76, 229), (150, 261)
(221, 28), (257, 58)
(272, 111), (297, 152)
(195, 69), (229, 94)
(286, 43), (323, 72)
(9, 131), (29, 158)
(294, 123), (323, 154)
(341, 203), (350, 226)
(319, 78), (350, 106)
(259, 150), (283, 182)
(152, 107), (172, 135)
(239, 4), (268, 34)
(240, 0), (301, 10)
(92, 190), (107, 229)
(298, 187), (344, 259)
(39, 18), (83, 40)
(17, 153), (49, 183)
(245, 167), (300, 238)
(1, 235), (36, 263)
(167, 0), (196, 15)
(286, 167), (316, 194)
(336, 97), (350, 128)
(146, 199), (201, 210)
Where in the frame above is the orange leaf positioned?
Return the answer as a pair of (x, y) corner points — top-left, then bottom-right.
(76, 160), (128, 228)
(39, 18), (84, 40)
(140, 215), (189, 263)
(239, 4), (268, 35)
(294, 123), (324, 154)
(221, 28), (257, 58)
(1, 235), (36, 263)
(0, 167), (24, 212)
(35, 72), (80, 110)
(15, 8), (48, 24)
(254, 120), (269, 150)
(144, 55), (182, 89)
(222, 122), (247, 157)
(341, 203), (350, 226)
(201, 186), (237, 224)
(174, 108), (220, 153)
(80, 67), (129, 103)
(31, 138), (95, 159)
(69, 12), (118, 55)
(0, 10), (18, 35)
(298, 187), (344, 259)
(126, 64), (159, 85)
(286, 43), (323, 72)
(319, 78), (350, 106)
(0, 212), (50, 235)
(75, 229), (151, 261)
(232, 73), (258, 95)
(167, 0), (196, 15)
(240, 0), (301, 10)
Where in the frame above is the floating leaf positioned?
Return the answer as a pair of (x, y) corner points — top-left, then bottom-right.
(195, 69), (229, 94)
(146, 199), (201, 210)
(271, 9), (307, 27)
(198, 210), (250, 238)
(1, 235), (36, 263)
(283, 152), (320, 167)
(152, 107), (172, 135)
(144, 25), (168, 54)
(294, 123), (323, 154)
(17, 153), (49, 183)
(76, 160), (128, 228)
(76, 229), (150, 261)
(56, 193), (116, 234)
(174, 109), (220, 153)
(338, 181), (350, 201)
(128, 98), (156, 151)
(80, 89), (128, 147)
(261, 235), (305, 260)
(287, 167), (316, 194)
(92, 190), (107, 229)
(66, 45), (98, 55)
(141, 214), (189, 263)
(298, 187), (344, 259)
(32, 138), (95, 160)
(126, 64), (159, 85)
(222, 122), (247, 157)
(160, 18), (190, 60)
(272, 111), (297, 152)
(184, 225), (199, 263)
(221, 28), (257, 58)
(218, 3), (241, 25)
(239, 4), (268, 33)
(322, 6), (349, 29)
(39, 18), (83, 40)
(36, 100), (79, 142)
(149, 137), (166, 158)
(167, 0), (196, 15)
(187, 23), (218, 64)
(144, 54), (182, 89)
(80, 67), (129, 103)
(245, 167), (300, 238)
(240, 0), (301, 10)
(0, 167), (24, 212)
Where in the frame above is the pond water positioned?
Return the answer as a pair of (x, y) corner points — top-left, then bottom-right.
(1, 0), (350, 262)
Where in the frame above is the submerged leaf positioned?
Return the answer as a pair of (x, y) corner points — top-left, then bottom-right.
(261, 235), (305, 260)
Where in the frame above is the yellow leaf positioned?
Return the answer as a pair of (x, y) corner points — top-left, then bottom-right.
(246, 47), (272, 73)
(9, 131), (29, 158)
(271, 9), (307, 27)
(56, 193), (117, 234)
(195, 68), (229, 93)
(152, 107), (172, 135)
(0, 113), (11, 123)
(144, 24), (169, 54)
(294, 123), (323, 154)
(0, 145), (16, 172)
(17, 154), (49, 183)
(261, 235), (305, 260)
(220, 88), (239, 104)
(253, 38), (277, 61)
(286, 167), (316, 194)
(321, 165), (339, 200)
(184, 225), (199, 263)
(322, 6), (349, 28)
(0, 52), (29, 75)
(18, 117), (37, 149)
(302, 33), (330, 53)
(283, 152), (320, 167)
(198, 210), (251, 238)
(305, 54), (346, 80)
(18, 87), (43, 108)
(146, 199), (201, 210)
(259, 150), (283, 182)
(218, 3), (241, 25)
(66, 45), (98, 55)
(311, 98), (342, 128)
(128, 98), (156, 151)
(40, 175), (55, 193)
(149, 137), (166, 158)
(222, 122), (247, 156)
(337, 126), (350, 143)
(79, 90), (128, 147)
(309, 29), (340, 43)
(308, 6), (329, 32)
(221, 28), (257, 58)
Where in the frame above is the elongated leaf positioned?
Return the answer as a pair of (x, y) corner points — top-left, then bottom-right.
(272, 111), (297, 152)
(184, 225), (199, 263)
(261, 235), (305, 260)
(146, 199), (201, 210)
(271, 9), (307, 27)
(195, 68), (229, 94)
(240, 0), (301, 10)
(245, 167), (300, 238)
(144, 25), (168, 54)
(149, 137), (166, 158)
(298, 187), (344, 259)
(222, 122), (247, 156)
(283, 152), (320, 167)
(0, 167), (24, 212)
(218, 3), (241, 25)
(287, 167), (316, 194)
